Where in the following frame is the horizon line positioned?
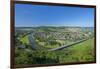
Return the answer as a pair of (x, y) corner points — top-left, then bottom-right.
(15, 26), (94, 27)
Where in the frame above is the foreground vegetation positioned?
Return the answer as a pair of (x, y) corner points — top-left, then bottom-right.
(15, 38), (95, 65)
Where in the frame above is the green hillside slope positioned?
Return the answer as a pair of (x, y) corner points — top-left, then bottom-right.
(60, 38), (95, 63)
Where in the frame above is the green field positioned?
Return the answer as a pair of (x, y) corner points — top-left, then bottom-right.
(20, 36), (29, 45)
(59, 38), (95, 63)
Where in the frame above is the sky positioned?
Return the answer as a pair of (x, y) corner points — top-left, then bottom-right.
(15, 4), (95, 27)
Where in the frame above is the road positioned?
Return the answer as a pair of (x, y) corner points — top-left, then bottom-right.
(48, 38), (88, 51)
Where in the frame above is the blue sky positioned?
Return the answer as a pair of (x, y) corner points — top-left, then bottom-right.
(15, 4), (94, 27)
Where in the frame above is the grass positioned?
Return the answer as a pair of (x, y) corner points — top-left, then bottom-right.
(60, 38), (95, 63)
(20, 36), (29, 45)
